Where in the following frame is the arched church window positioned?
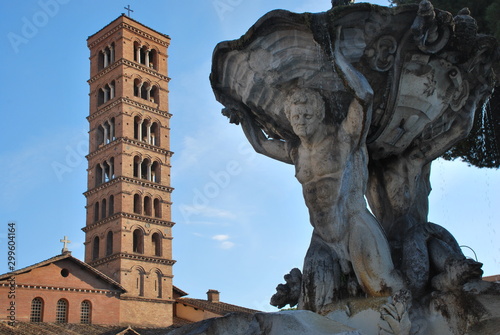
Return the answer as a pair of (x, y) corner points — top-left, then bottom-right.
(55, 299), (68, 323)
(156, 271), (162, 298)
(144, 196), (152, 216)
(80, 300), (91, 324)
(133, 194), (141, 214)
(133, 229), (144, 254)
(92, 236), (100, 260)
(152, 233), (161, 257)
(151, 161), (160, 183)
(106, 231), (113, 256)
(150, 122), (159, 146)
(30, 297), (43, 322)
(154, 198), (161, 218)
(136, 269), (145, 297)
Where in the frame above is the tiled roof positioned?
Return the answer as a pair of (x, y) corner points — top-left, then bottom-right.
(0, 253), (126, 292)
(173, 285), (188, 297)
(176, 298), (260, 316)
(0, 321), (123, 335)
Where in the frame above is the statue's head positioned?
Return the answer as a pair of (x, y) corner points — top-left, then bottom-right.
(284, 88), (325, 137)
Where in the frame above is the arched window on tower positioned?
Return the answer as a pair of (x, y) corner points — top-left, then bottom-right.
(141, 119), (149, 142)
(96, 125), (104, 147)
(140, 82), (149, 100)
(150, 122), (159, 146)
(134, 116), (141, 141)
(136, 268), (145, 297)
(154, 198), (161, 218)
(106, 231), (113, 256)
(133, 194), (141, 214)
(133, 229), (144, 254)
(55, 299), (68, 323)
(134, 79), (142, 98)
(141, 158), (151, 180)
(151, 161), (160, 183)
(98, 43), (115, 70)
(133, 41), (141, 63)
(149, 49), (158, 70)
(101, 198), (107, 220)
(149, 85), (158, 103)
(95, 163), (103, 187)
(30, 297), (44, 322)
(152, 233), (161, 257)
(144, 196), (152, 216)
(80, 300), (91, 324)
(156, 270), (163, 298)
(92, 236), (100, 260)
(133, 156), (141, 178)
(94, 202), (99, 222)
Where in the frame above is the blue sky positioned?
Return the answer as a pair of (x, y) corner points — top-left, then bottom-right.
(0, 0), (498, 312)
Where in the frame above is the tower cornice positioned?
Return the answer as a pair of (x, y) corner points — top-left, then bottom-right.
(82, 212), (175, 233)
(83, 176), (174, 198)
(86, 137), (173, 161)
(88, 253), (176, 267)
(88, 58), (171, 85)
(87, 97), (172, 121)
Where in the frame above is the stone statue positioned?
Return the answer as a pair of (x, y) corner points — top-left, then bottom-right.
(210, 0), (499, 333)
(225, 27), (405, 312)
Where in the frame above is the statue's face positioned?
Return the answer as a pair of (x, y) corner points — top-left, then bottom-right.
(288, 102), (322, 138)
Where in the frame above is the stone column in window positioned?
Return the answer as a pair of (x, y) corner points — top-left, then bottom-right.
(103, 122), (109, 145)
(109, 82), (115, 99)
(110, 119), (115, 141)
(103, 48), (109, 68)
(110, 158), (114, 179)
(102, 86), (109, 103)
(145, 49), (150, 68)
(109, 44), (115, 63)
(100, 163), (106, 184)
(138, 119), (143, 142)
(146, 123), (152, 144)
(147, 161), (152, 181)
(137, 82), (143, 98)
(136, 45), (142, 64)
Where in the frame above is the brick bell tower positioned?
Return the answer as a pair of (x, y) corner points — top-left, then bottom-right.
(84, 14), (175, 327)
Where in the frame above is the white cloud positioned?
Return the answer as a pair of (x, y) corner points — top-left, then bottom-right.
(179, 204), (237, 224)
(212, 234), (230, 241)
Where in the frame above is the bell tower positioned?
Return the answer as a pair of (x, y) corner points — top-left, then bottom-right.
(84, 14), (175, 327)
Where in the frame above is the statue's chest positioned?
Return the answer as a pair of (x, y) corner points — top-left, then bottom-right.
(294, 142), (341, 183)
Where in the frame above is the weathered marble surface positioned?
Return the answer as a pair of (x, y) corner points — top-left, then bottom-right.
(210, 0), (499, 333)
(166, 310), (362, 335)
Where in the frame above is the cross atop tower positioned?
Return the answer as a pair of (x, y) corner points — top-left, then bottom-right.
(124, 5), (134, 17)
(60, 236), (71, 254)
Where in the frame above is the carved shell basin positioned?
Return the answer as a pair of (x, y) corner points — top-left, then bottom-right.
(210, 3), (491, 158)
